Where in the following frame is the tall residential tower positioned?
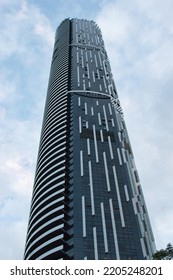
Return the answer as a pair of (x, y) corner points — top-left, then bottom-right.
(24, 18), (156, 260)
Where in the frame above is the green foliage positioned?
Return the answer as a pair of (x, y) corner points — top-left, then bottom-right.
(153, 243), (173, 260)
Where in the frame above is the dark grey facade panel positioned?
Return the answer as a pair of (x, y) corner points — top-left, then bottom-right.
(24, 18), (156, 260)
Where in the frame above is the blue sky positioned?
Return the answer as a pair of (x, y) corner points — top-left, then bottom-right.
(0, 0), (173, 259)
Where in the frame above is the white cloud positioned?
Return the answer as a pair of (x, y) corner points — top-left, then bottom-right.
(0, 71), (16, 101)
(0, 0), (54, 61)
(0, 220), (28, 259)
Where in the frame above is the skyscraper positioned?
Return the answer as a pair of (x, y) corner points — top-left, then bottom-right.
(24, 18), (156, 260)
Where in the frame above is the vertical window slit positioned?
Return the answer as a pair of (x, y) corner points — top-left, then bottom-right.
(109, 199), (120, 259)
(124, 185), (130, 201)
(84, 102), (88, 115)
(92, 71), (95, 82)
(103, 105), (109, 131)
(117, 148), (122, 165)
(91, 107), (94, 116)
(94, 54), (98, 67)
(98, 113), (101, 125)
(100, 130), (104, 142)
(103, 152), (111, 192)
(93, 227), (98, 260)
(82, 196), (86, 237)
(101, 202), (108, 253)
(112, 166), (125, 228)
(77, 49), (79, 64)
(88, 161), (95, 215)
(80, 150), (84, 176)
(79, 116), (82, 133)
(78, 97), (81, 107)
(108, 103), (113, 115)
(77, 66), (80, 87)
(108, 136), (114, 159)
(87, 138), (90, 155)
(93, 125), (99, 163)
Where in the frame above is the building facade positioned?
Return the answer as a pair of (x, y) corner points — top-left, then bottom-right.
(24, 18), (156, 260)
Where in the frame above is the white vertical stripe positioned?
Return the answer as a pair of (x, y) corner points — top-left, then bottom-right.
(121, 148), (127, 163)
(108, 103), (113, 115)
(92, 71), (95, 82)
(98, 113), (101, 125)
(86, 51), (88, 62)
(93, 227), (98, 260)
(81, 55), (84, 68)
(82, 196), (86, 237)
(100, 130), (104, 142)
(91, 107), (94, 116)
(97, 69), (100, 79)
(112, 166), (125, 228)
(87, 63), (90, 79)
(79, 116), (82, 133)
(126, 162), (136, 196)
(103, 76), (107, 91)
(78, 97), (81, 107)
(108, 136), (114, 159)
(80, 150), (84, 176)
(77, 50), (79, 64)
(98, 51), (102, 67)
(118, 132), (121, 142)
(93, 125), (99, 163)
(109, 199), (120, 259)
(103, 152), (111, 192)
(124, 185), (130, 201)
(96, 100), (99, 106)
(94, 54), (98, 67)
(84, 102), (87, 115)
(87, 138), (90, 155)
(117, 148), (122, 165)
(84, 256), (87, 260)
(88, 161), (95, 215)
(103, 105), (109, 131)
(77, 66), (80, 86)
(111, 118), (115, 127)
(101, 202), (108, 253)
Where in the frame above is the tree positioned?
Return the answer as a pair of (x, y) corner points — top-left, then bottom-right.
(153, 243), (173, 260)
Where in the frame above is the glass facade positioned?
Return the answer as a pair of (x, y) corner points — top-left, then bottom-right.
(24, 18), (156, 260)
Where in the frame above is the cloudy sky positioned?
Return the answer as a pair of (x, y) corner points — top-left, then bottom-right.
(0, 0), (173, 259)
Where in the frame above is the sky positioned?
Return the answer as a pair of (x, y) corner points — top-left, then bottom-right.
(0, 0), (173, 259)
